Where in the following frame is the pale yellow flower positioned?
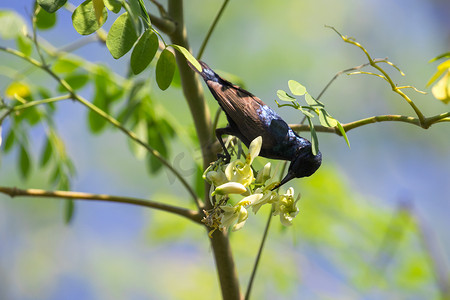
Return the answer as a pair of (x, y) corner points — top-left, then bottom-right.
(212, 182), (247, 196)
(272, 187), (300, 226)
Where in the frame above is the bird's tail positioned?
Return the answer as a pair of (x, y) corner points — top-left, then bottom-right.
(186, 59), (219, 82)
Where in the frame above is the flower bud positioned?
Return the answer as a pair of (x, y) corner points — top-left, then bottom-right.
(212, 182), (247, 196)
(255, 162), (271, 184)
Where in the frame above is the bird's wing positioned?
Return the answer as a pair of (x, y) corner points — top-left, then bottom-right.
(206, 79), (279, 146)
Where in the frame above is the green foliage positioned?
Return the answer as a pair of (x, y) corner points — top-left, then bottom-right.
(72, 0), (108, 35)
(0, 10), (27, 40)
(35, 5), (57, 30)
(156, 49), (176, 90)
(16, 34), (32, 57)
(106, 12), (138, 59)
(1, 2), (448, 300)
(130, 29), (159, 75)
(104, 0), (122, 14)
(88, 65), (124, 133)
(276, 80), (350, 154)
(427, 54), (450, 104)
(57, 73), (89, 92)
(172, 45), (202, 72)
(37, 0), (67, 13)
(18, 144), (31, 179)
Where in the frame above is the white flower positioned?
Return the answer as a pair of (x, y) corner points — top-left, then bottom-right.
(212, 182), (247, 196)
(250, 188), (277, 214)
(219, 193), (263, 231)
(272, 187), (300, 226)
(225, 160), (254, 187)
(255, 162), (272, 184)
(206, 169), (227, 186)
(246, 136), (262, 165)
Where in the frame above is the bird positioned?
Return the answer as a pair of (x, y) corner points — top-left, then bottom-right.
(188, 60), (322, 189)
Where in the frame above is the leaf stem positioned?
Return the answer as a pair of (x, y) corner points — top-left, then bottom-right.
(0, 186), (202, 223)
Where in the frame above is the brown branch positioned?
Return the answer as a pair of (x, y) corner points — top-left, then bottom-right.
(0, 186), (202, 223)
(149, 13), (176, 35)
(167, 0), (241, 299)
(289, 113), (449, 135)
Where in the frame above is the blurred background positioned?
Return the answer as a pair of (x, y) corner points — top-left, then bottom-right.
(0, 0), (449, 299)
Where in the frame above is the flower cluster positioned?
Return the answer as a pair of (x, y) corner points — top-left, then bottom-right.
(202, 136), (301, 234)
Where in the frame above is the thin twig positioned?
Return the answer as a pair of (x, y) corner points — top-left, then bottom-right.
(0, 186), (202, 223)
(289, 112), (450, 135)
(245, 210), (272, 300)
(245, 161), (288, 300)
(197, 0), (230, 60)
(327, 26), (427, 125)
(32, 6), (47, 66)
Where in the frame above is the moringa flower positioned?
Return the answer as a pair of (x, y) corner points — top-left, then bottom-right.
(255, 162), (272, 184)
(220, 193), (264, 231)
(272, 187), (300, 226)
(206, 169), (227, 186)
(212, 182), (247, 196)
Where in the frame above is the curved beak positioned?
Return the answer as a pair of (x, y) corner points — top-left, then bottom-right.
(271, 171), (296, 191)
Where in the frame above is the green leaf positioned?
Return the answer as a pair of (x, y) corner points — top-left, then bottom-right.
(336, 121), (350, 149)
(147, 126), (168, 174)
(92, 0), (106, 24)
(431, 70), (450, 104)
(277, 90), (296, 102)
(426, 60), (450, 87)
(4, 129), (15, 153)
(130, 29), (159, 74)
(288, 80), (307, 96)
(72, 0), (107, 35)
(57, 73), (89, 92)
(156, 49), (176, 90)
(318, 109), (338, 128)
(0, 11), (28, 40)
(171, 45), (202, 72)
(429, 52), (450, 63)
(22, 106), (42, 126)
(52, 56), (82, 73)
(122, 0), (142, 32)
(104, 0), (123, 13)
(64, 199), (75, 224)
(16, 35), (33, 57)
(36, 6), (57, 29)
(88, 66), (124, 133)
(37, 0), (67, 13)
(40, 136), (53, 167)
(297, 106), (315, 118)
(304, 93), (324, 108)
(128, 118), (148, 159)
(307, 117), (319, 156)
(106, 12), (138, 59)
(19, 145), (31, 179)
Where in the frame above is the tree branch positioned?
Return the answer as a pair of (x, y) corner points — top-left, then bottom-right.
(149, 12), (176, 35)
(0, 186), (202, 223)
(289, 112), (449, 135)
(167, 1), (242, 299)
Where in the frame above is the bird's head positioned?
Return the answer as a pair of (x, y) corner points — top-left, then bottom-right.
(273, 146), (322, 190)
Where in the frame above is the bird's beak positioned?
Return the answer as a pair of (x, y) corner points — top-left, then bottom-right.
(271, 171), (296, 191)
